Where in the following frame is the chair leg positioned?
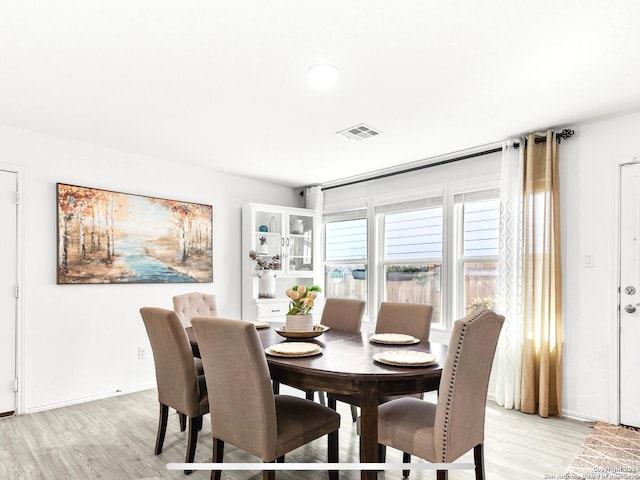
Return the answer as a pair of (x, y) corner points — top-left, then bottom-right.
(318, 391), (326, 406)
(179, 412), (187, 432)
(473, 443), (485, 480)
(263, 460), (276, 480)
(402, 452), (410, 478)
(155, 403), (169, 455)
(328, 397), (337, 410)
(184, 415), (202, 474)
(211, 438), (224, 480)
(328, 429), (339, 480)
(272, 381), (280, 394)
(436, 470), (448, 480)
(277, 455), (285, 462)
(377, 444), (386, 462)
(350, 405), (358, 422)
(306, 390), (315, 401)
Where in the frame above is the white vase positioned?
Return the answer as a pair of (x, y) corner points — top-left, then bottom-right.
(290, 219), (304, 234)
(286, 313), (313, 332)
(258, 270), (276, 298)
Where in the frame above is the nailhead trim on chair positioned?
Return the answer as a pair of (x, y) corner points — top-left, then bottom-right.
(440, 309), (490, 462)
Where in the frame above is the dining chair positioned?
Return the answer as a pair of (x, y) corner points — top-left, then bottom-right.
(140, 307), (210, 475)
(328, 301), (433, 422)
(191, 316), (341, 480)
(377, 309), (505, 479)
(374, 301), (434, 342)
(172, 292), (218, 327)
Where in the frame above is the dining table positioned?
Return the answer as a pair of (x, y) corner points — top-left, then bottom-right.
(186, 322), (447, 480)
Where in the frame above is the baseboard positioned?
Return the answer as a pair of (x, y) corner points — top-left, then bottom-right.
(487, 393), (603, 425)
(23, 383), (156, 415)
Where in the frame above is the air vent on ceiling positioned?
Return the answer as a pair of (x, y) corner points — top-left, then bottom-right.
(337, 123), (382, 141)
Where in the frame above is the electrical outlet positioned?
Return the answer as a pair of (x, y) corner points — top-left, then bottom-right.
(138, 346), (148, 360)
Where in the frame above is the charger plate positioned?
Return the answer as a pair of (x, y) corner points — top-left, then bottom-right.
(265, 342), (323, 358)
(369, 333), (419, 345)
(373, 350), (436, 367)
(275, 324), (329, 339)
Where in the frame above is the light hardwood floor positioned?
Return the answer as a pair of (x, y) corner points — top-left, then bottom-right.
(0, 388), (593, 479)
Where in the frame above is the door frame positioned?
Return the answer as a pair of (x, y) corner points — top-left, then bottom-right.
(614, 158), (640, 425)
(0, 163), (24, 414)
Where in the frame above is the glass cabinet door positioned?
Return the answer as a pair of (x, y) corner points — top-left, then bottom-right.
(252, 208), (284, 273)
(286, 212), (314, 273)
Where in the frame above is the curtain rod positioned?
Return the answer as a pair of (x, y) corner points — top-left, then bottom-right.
(321, 146), (503, 191)
(321, 129), (574, 191)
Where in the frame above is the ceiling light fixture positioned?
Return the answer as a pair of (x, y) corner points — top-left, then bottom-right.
(307, 63), (340, 89)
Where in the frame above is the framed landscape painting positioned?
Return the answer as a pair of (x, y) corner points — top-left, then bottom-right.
(56, 183), (213, 284)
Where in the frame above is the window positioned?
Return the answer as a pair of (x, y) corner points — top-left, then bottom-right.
(323, 210), (368, 312)
(377, 198), (443, 324)
(322, 183), (500, 330)
(453, 190), (500, 318)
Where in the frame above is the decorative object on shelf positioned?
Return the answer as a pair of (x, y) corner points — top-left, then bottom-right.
(249, 250), (280, 270)
(269, 216), (277, 233)
(258, 224), (268, 232)
(290, 218), (304, 234)
(256, 236), (268, 254)
(285, 284), (321, 332)
(249, 250), (280, 299)
(258, 269), (277, 299)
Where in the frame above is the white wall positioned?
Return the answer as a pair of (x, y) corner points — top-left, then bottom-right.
(560, 111), (640, 423)
(0, 123), (300, 413)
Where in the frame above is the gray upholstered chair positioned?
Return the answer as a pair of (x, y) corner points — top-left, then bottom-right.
(320, 298), (366, 332)
(374, 301), (434, 342)
(140, 307), (209, 475)
(191, 316), (340, 480)
(377, 309), (505, 480)
(319, 298), (366, 418)
(172, 292), (218, 327)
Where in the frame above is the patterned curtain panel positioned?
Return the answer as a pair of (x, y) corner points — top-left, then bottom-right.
(495, 139), (525, 410)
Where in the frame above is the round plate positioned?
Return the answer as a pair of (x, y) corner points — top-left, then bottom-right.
(369, 333), (419, 345)
(275, 324), (329, 339)
(265, 342), (323, 357)
(373, 350), (437, 367)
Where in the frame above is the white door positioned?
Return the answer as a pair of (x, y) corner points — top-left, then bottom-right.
(0, 170), (17, 415)
(620, 162), (640, 428)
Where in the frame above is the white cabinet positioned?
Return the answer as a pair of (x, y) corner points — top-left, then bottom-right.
(242, 203), (320, 322)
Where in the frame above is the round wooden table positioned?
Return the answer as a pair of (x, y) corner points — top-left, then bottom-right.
(187, 323), (446, 480)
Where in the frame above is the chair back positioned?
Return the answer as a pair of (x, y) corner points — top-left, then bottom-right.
(320, 298), (366, 332)
(140, 307), (204, 417)
(434, 309), (504, 462)
(375, 302), (434, 342)
(191, 316), (278, 460)
(173, 292), (218, 327)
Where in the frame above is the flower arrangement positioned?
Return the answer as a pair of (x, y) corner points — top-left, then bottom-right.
(466, 296), (495, 314)
(249, 250), (280, 270)
(286, 284), (322, 315)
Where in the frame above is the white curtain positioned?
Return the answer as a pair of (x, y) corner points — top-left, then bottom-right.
(495, 139), (525, 410)
(305, 185), (324, 213)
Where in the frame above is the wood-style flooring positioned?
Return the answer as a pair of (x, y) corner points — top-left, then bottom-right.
(0, 388), (593, 479)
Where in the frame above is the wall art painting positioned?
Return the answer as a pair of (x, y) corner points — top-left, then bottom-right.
(57, 183), (213, 284)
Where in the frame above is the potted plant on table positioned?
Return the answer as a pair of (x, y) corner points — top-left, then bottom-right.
(285, 284), (321, 332)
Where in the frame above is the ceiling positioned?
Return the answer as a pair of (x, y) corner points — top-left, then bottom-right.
(2, 1), (640, 188)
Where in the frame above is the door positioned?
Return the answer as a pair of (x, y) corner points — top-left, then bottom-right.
(0, 170), (17, 415)
(619, 162), (640, 428)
